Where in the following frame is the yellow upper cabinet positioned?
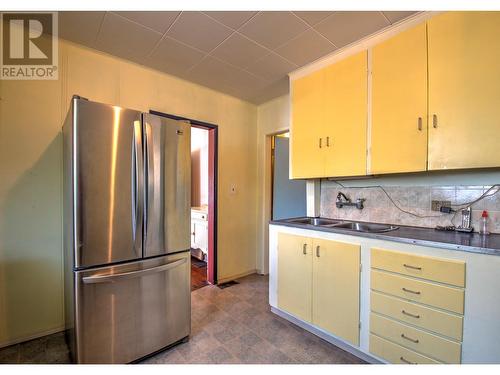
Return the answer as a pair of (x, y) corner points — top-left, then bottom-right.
(291, 51), (367, 179)
(323, 51), (368, 177)
(290, 69), (325, 179)
(428, 12), (500, 170)
(371, 23), (428, 174)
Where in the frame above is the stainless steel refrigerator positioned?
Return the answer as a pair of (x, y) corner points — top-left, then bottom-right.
(63, 96), (191, 364)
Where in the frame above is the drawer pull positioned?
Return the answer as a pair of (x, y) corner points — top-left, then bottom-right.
(400, 356), (416, 364)
(303, 244), (307, 255)
(401, 333), (419, 344)
(403, 263), (422, 271)
(316, 245), (320, 258)
(401, 310), (420, 319)
(402, 287), (421, 295)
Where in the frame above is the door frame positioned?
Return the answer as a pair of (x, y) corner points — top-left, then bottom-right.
(150, 110), (219, 285)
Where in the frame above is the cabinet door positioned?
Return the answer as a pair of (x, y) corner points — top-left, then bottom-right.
(192, 219), (208, 254)
(428, 12), (500, 170)
(312, 238), (361, 345)
(290, 69), (325, 178)
(371, 23), (428, 174)
(277, 233), (313, 322)
(323, 51), (368, 177)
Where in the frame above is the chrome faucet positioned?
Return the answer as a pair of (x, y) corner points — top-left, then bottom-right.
(336, 192), (365, 210)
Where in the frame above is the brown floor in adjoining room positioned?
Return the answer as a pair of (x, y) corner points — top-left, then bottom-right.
(191, 256), (209, 291)
(0, 274), (365, 364)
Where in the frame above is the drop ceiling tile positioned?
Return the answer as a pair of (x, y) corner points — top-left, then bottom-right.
(249, 76), (290, 104)
(245, 52), (296, 81)
(58, 11), (105, 47)
(239, 12), (309, 50)
(188, 56), (266, 92)
(203, 11), (257, 29)
(382, 11), (417, 24)
(167, 11), (233, 53)
(95, 12), (163, 62)
(210, 33), (268, 69)
(293, 11), (333, 26)
(315, 11), (390, 48)
(147, 36), (205, 76)
(276, 29), (337, 66)
(113, 11), (180, 34)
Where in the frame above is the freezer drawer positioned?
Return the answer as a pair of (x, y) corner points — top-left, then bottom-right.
(74, 252), (190, 364)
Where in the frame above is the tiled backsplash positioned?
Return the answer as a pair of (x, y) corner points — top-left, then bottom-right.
(320, 182), (500, 233)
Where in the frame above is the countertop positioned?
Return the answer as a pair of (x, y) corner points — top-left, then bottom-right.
(270, 217), (500, 256)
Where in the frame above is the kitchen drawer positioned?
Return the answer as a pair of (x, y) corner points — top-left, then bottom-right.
(371, 291), (463, 341)
(371, 247), (465, 287)
(191, 211), (208, 221)
(370, 312), (462, 363)
(370, 334), (441, 364)
(371, 269), (465, 314)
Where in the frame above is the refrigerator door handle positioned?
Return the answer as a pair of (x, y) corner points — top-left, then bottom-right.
(144, 121), (153, 241)
(82, 257), (187, 284)
(132, 120), (144, 258)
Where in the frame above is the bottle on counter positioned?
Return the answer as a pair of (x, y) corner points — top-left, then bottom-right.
(479, 210), (490, 235)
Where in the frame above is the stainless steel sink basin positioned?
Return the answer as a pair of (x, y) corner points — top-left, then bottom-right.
(332, 222), (399, 233)
(284, 217), (398, 233)
(287, 218), (343, 226)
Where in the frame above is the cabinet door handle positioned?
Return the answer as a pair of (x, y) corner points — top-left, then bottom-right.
(319, 138), (322, 148)
(316, 245), (320, 257)
(400, 356), (416, 364)
(403, 263), (422, 271)
(401, 310), (420, 319)
(402, 287), (421, 295)
(303, 244), (307, 255)
(401, 333), (419, 344)
(432, 114), (438, 128)
(326, 136), (330, 147)
(417, 117), (422, 131)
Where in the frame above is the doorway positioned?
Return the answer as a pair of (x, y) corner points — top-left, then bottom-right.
(149, 110), (218, 290)
(271, 132), (307, 220)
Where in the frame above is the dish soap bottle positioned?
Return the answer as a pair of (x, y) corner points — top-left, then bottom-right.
(480, 210), (490, 235)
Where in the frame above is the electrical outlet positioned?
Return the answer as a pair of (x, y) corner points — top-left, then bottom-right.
(431, 200), (451, 212)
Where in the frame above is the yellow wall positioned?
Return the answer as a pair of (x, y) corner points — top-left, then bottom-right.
(0, 39), (258, 346)
(256, 95), (289, 274)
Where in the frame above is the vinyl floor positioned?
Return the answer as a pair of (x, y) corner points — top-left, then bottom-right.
(0, 273), (366, 365)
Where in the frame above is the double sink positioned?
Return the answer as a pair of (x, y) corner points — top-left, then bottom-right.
(286, 217), (399, 233)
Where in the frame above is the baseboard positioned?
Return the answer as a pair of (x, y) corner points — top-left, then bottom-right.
(217, 269), (257, 284)
(271, 307), (382, 364)
(0, 325), (65, 349)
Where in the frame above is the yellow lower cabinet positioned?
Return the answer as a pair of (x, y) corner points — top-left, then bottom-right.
(277, 233), (313, 322)
(370, 334), (442, 364)
(371, 247), (466, 288)
(371, 269), (465, 314)
(371, 291), (463, 341)
(312, 238), (361, 345)
(370, 313), (462, 363)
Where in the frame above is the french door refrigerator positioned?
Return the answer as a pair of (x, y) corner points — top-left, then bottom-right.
(63, 96), (191, 364)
